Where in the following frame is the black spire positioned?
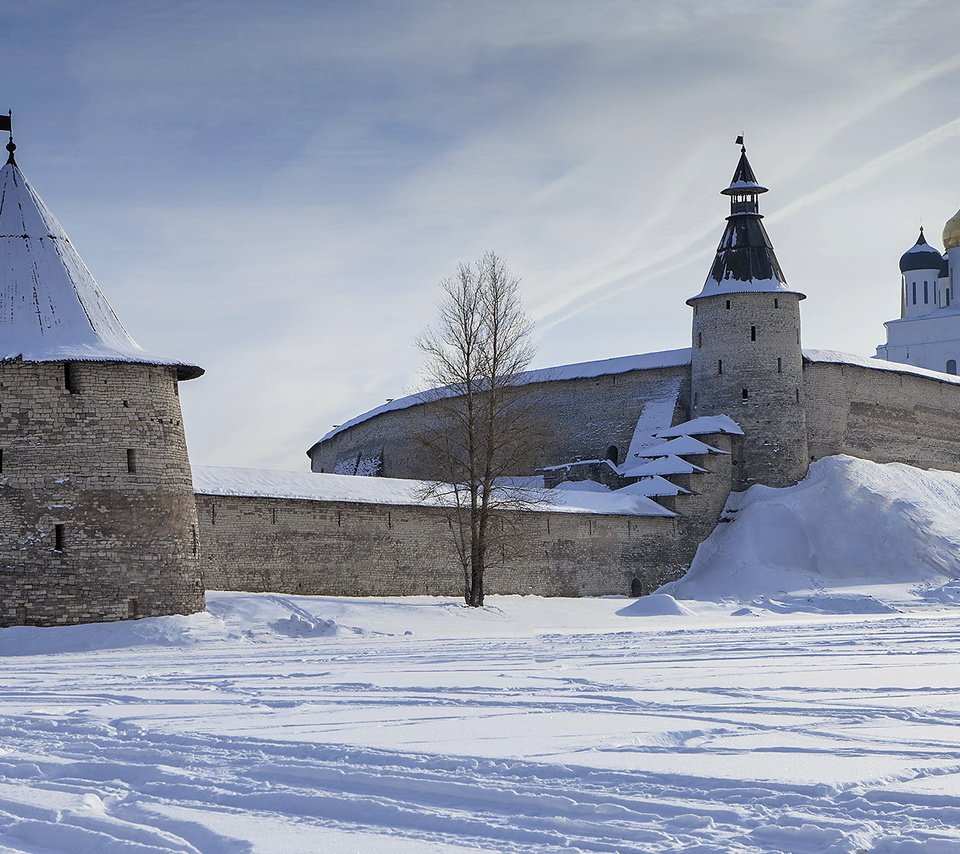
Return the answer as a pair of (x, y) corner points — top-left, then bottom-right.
(704, 138), (786, 289)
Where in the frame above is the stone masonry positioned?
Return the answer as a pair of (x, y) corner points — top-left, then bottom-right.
(196, 493), (685, 598)
(0, 361), (204, 626)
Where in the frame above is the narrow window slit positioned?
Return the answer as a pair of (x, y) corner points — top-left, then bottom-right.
(64, 363), (77, 394)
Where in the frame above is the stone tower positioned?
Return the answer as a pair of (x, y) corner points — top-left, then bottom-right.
(687, 140), (808, 488)
(0, 131), (205, 627)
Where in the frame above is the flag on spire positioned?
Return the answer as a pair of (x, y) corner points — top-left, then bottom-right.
(0, 114), (10, 134)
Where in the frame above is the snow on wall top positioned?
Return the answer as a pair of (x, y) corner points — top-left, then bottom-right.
(804, 349), (960, 387)
(192, 465), (674, 517)
(312, 348), (691, 448)
(0, 161), (202, 380)
(312, 346), (960, 453)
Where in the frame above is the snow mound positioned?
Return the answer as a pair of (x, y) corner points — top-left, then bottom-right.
(666, 455), (960, 608)
(616, 594), (696, 617)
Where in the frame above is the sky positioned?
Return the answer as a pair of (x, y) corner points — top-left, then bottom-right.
(4, 0), (960, 470)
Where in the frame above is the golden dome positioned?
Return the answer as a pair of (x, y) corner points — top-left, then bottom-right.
(943, 208), (960, 251)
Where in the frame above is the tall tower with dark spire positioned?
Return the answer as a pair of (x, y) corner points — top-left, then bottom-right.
(0, 119), (205, 626)
(688, 139), (809, 487)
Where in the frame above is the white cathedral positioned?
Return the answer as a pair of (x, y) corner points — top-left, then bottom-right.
(876, 209), (960, 374)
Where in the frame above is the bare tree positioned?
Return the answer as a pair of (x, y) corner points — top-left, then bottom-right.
(417, 252), (546, 607)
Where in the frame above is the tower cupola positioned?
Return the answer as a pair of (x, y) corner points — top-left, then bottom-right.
(689, 140), (802, 303)
(899, 228), (942, 273)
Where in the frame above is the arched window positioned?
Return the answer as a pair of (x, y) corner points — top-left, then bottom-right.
(605, 445), (619, 465)
(947, 360), (957, 375)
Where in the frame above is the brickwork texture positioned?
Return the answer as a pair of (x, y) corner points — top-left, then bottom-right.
(0, 361), (204, 627)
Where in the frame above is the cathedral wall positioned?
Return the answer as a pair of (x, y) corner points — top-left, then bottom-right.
(196, 494), (684, 597)
(0, 362), (204, 627)
(803, 362), (960, 472)
(310, 365), (690, 479)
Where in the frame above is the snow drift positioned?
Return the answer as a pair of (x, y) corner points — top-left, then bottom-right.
(667, 455), (960, 604)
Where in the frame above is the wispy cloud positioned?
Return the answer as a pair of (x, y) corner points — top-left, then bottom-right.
(3, 1), (959, 468)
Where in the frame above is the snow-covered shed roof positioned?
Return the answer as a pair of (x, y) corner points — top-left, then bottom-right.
(656, 415), (744, 438)
(615, 476), (690, 497)
(621, 455), (707, 478)
(632, 436), (726, 458)
(192, 466), (674, 517)
(0, 157), (202, 380)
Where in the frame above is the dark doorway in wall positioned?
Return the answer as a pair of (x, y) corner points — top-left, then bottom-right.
(948, 359), (957, 375)
(606, 445), (619, 465)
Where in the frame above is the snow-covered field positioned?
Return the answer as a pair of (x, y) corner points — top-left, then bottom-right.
(4, 456), (960, 852)
(2, 592), (960, 852)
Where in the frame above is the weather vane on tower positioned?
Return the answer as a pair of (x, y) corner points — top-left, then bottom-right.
(1, 111), (14, 165)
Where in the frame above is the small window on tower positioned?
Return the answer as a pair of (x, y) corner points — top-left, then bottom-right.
(777, 357), (782, 374)
(698, 332), (702, 349)
(912, 282), (917, 304)
(924, 281), (929, 304)
(725, 300), (731, 310)
(774, 298), (779, 308)
(127, 449), (137, 474)
(64, 363), (77, 394)
(742, 388), (749, 400)
(751, 325), (756, 341)
(54, 524), (65, 552)
(717, 359), (723, 375)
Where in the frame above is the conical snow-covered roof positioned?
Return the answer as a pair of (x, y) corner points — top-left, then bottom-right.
(0, 155), (202, 380)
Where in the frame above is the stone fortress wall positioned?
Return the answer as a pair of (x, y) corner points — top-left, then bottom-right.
(309, 355), (960, 486)
(0, 361), (204, 626)
(196, 495), (684, 598)
(310, 363), (691, 480)
(199, 430), (741, 598)
(804, 360), (960, 470)
(224, 353), (960, 601)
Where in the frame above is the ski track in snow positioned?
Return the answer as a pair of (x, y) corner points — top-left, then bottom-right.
(2, 602), (960, 851)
